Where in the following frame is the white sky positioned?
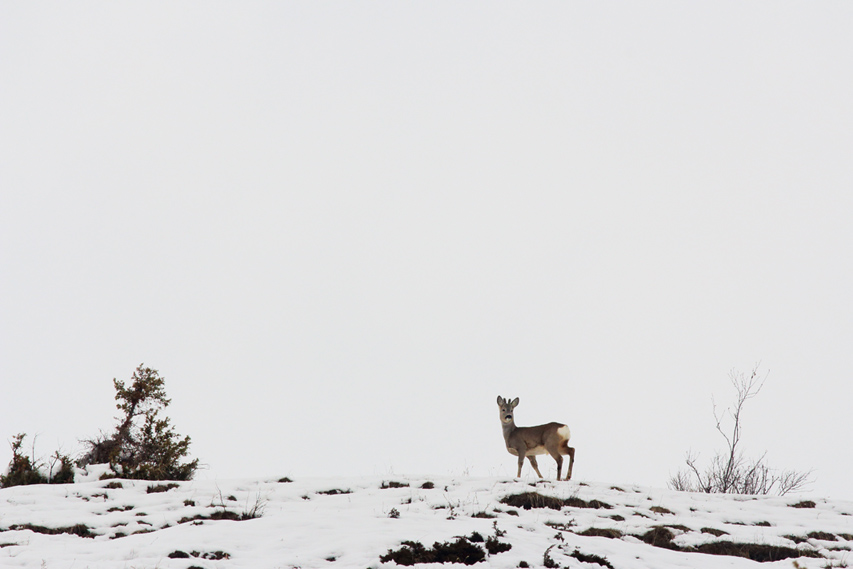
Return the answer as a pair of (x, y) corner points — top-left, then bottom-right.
(2, 2), (851, 498)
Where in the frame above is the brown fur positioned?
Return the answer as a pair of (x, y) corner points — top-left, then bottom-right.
(497, 396), (575, 480)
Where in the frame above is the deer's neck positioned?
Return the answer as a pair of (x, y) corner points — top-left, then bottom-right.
(502, 421), (517, 443)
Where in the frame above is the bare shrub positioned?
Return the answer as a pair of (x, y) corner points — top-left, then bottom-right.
(669, 365), (812, 496)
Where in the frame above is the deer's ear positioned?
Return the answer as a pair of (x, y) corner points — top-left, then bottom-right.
(496, 396), (504, 406)
(510, 397), (519, 408)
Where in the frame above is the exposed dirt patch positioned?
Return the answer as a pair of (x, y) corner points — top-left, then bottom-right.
(790, 500), (817, 509)
(381, 481), (410, 489)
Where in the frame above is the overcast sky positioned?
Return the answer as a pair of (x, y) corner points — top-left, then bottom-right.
(2, 2), (851, 499)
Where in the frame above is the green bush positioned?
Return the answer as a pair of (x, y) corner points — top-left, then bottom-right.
(82, 364), (198, 481)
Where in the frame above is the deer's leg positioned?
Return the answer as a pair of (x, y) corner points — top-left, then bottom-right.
(547, 447), (564, 481)
(517, 452), (525, 478)
(527, 455), (544, 478)
(565, 447), (576, 480)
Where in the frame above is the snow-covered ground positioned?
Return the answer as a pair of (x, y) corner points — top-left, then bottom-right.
(1, 467), (851, 568)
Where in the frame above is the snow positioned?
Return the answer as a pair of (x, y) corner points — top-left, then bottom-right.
(1, 470), (851, 568)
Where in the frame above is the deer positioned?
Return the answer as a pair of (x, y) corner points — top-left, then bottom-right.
(496, 396), (575, 481)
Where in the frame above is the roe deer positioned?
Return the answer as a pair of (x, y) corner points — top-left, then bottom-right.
(496, 396), (575, 480)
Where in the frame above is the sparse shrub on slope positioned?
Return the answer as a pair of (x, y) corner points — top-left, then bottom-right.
(81, 364), (198, 481)
(0, 434), (76, 488)
(1, 434), (46, 487)
(669, 365), (812, 496)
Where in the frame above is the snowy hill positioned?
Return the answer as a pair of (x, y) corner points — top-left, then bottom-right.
(1, 469), (851, 568)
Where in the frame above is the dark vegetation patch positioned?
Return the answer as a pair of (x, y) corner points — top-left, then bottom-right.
(194, 550), (230, 560)
(499, 492), (611, 511)
(501, 492), (564, 510)
(666, 524), (691, 532)
(790, 500), (817, 509)
(0, 543), (18, 548)
(610, 514), (625, 522)
(388, 508), (400, 519)
(420, 481), (435, 489)
(569, 548), (614, 569)
(278, 477), (293, 483)
(178, 509), (250, 523)
(317, 488), (352, 495)
(146, 483), (179, 494)
(610, 486), (624, 492)
(107, 505), (134, 512)
(103, 481), (123, 489)
(650, 506), (674, 515)
(753, 521), (772, 527)
(636, 526), (824, 562)
(545, 521), (574, 532)
(694, 542), (821, 562)
(9, 523), (95, 539)
(0, 434), (75, 488)
(381, 481), (410, 489)
(486, 534), (512, 554)
(380, 539), (485, 566)
(380, 529), (510, 566)
(183, 499), (195, 507)
(578, 527), (623, 539)
(471, 511), (496, 519)
(701, 527), (729, 537)
(543, 545), (559, 568)
(566, 496), (612, 510)
(169, 550), (230, 560)
(838, 533), (853, 541)
(808, 531), (837, 541)
(640, 527), (678, 549)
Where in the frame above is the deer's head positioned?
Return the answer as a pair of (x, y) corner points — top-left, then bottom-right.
(496, 396), (519, 425)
